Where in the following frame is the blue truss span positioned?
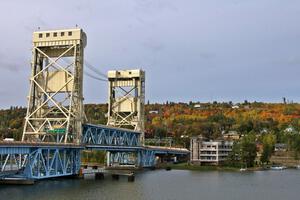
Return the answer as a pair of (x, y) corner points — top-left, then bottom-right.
(23, 147), (81, 179)
(0, 143), (83, 179)
(82, 124), (141, 146)
(0, 125), (189, 181)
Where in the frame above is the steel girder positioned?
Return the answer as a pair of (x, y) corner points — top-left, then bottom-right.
(138, 150), (156, 167)
(108, 152), (137, 166)
(0, 146), (81, 179)
(23, 147), (81, 179)
(107, 150), (156, 167)
(0, 154), (26, 172)
(86, 145), (142, 152)
(82, 124), (141, 146)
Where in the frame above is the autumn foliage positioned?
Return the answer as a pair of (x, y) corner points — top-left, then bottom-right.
(0, 102), (299, 145)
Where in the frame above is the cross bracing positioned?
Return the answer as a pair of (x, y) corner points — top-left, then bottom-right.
(107, 70), (145, 143)
(0, 144), (82, 179)
(82, 124), (141, 146)
(22, 28), (86, 144)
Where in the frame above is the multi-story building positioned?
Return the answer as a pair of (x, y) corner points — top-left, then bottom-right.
(190, 136), (233, 165)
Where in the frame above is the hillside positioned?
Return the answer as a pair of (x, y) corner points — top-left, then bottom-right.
(0, 102), (299, 145)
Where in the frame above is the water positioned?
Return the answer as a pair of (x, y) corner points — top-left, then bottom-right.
(1, 169), (300, 200)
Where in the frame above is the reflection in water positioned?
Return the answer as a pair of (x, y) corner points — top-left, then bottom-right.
(0, 169), (300, 200)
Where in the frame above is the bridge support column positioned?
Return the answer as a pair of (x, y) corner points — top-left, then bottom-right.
(106, 152), (111, 167)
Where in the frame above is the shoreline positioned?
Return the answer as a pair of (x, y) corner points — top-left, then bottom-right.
(157, 163), (295, 172)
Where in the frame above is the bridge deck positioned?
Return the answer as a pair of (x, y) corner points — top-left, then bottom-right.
(145, 146), (190, 155)
(0, 142), (189, 154)
(0, 142), (83, 148)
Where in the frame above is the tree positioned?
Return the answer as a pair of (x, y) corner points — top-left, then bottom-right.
(292, 135), (300, 159)
(228, 134), (257, 167)
(240, 134), (257, 167)
(260, 133), (276, 164)
(227, 141), (242, 167)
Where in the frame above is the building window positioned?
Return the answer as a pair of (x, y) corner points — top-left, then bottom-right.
(61, 32), (65, 36)
(46, 33), (50, 37)
(39, 33), (43, 38)
(68, 31), (72, 36)
(53, 32), (57, 37)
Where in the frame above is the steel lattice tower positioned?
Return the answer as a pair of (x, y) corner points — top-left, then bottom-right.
(107, 69), (145, 143)
(22, 28), (87, 144)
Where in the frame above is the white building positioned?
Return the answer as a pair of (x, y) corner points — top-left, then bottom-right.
(232, 105), (239, 109)
(190, 136), (233, 165)
(194, 104), (201, 108)
(149, 110), (159, 114)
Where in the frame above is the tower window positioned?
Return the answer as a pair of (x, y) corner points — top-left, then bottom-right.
(39, 33), (43, 38)
(53, 32), (57, 37)
(46, 33), (50, 37)
(68, 31), (72, 36)
(61, 32), (65, 36)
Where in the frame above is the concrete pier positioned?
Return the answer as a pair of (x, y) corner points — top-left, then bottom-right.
(0, 177), (35, 185)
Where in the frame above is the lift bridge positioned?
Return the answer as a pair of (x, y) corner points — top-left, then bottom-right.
(0, 28), (189, 181)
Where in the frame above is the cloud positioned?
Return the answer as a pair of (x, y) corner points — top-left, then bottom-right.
(133, 0), (178, 13)
(1, 0), (300, 106)
(0, 53), (24, 72)
(286, 56), (300, 66)
(0, 61), (22, 72)
(142, 38), (164, 53)
(198, 52), (216, 60)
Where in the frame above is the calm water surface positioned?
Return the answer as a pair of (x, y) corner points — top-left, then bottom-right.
(0, 169), (300, 200)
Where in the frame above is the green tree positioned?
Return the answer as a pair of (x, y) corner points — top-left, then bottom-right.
(260, 133), (276, 164)
(292, 135), (300, 159)
(227, 141), (242, 167)
(240, 134), (257, 167)
(228, 134), (257, 167)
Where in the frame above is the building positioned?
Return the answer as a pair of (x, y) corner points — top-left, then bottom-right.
(223, 131), (240, 141)
(274, 143), (287, 151)
(190, 136), (233, 165)
(149, 110), (159, 114)
(231, 105), (239, 109)
(284, 126), (295, 134)
(194, 104), (201, 108)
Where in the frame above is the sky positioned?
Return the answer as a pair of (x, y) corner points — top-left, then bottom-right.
(0, 0), (299, 108)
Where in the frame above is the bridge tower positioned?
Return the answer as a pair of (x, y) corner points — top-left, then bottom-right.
(107, 69), (145, 143)
(22, 28), (87, 144)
